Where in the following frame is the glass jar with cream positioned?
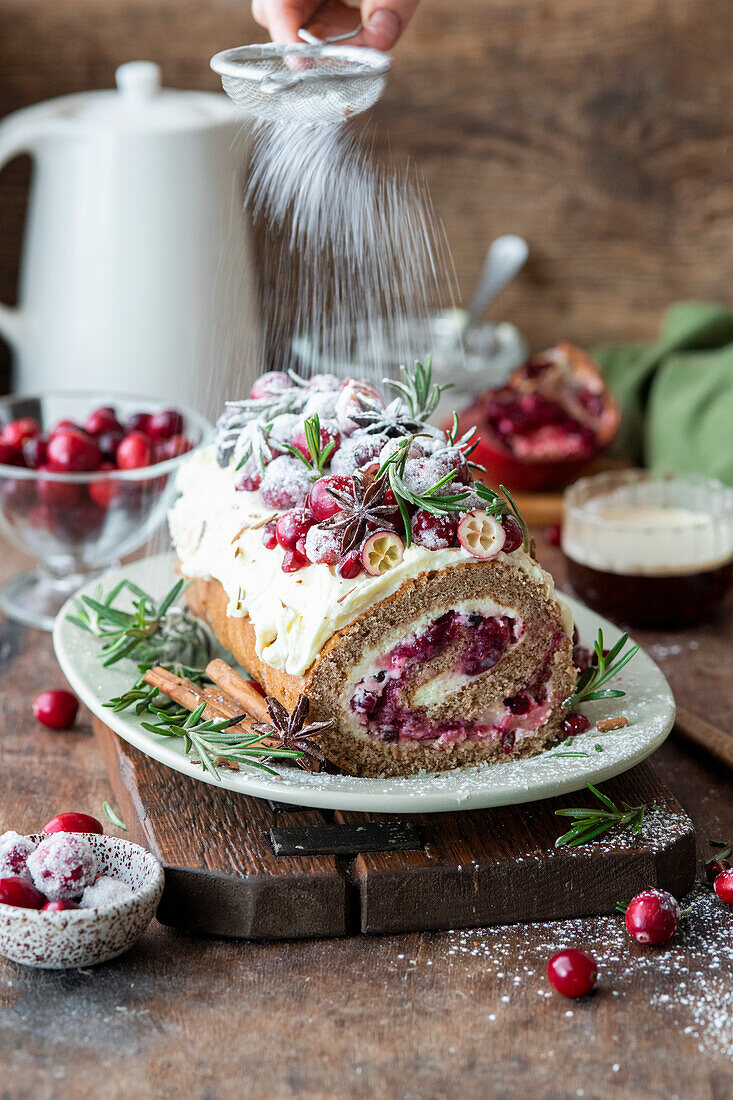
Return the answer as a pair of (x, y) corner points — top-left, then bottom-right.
(562, 471), (733, 628)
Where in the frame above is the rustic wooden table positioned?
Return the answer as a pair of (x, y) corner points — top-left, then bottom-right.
(1, 535), (732, 1100)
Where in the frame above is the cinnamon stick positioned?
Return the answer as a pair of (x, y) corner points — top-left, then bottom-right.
(142, 666), (277, 743)
(205, 659), (270, 723)
(673, 706), (733, 774)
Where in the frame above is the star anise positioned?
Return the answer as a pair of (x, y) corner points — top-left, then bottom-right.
(320, 470), (397, 555)
(350, 397), (425, 438)
(253, 694), (332, 772)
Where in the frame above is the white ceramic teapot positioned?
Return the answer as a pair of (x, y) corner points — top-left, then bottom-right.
(0, 62), (261, 414)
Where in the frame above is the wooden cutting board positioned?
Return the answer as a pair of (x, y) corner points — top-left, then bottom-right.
(93, 718), (696, 940)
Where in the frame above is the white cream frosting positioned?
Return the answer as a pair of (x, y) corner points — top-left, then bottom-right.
(169, 446), (573, 676)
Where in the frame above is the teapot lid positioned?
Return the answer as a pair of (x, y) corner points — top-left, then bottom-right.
(56, 62), (239, 130)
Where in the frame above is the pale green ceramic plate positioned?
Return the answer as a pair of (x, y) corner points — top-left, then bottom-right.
(53, 554), (675, 814)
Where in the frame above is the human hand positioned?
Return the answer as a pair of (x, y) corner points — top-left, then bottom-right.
(251, 0), (421, 50)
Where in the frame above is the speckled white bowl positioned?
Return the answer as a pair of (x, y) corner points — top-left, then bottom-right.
(0, 834), (164, 969)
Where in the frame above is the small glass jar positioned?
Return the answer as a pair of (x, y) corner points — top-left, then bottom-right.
(562, 470), (733, 628)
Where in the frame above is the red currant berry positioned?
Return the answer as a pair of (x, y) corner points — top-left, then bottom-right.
(1, 417), (40, 452)
(562, 712), (591, 737)
(125, 411), (152, 436)
(624, 888), (680, 945)
(22, 436), (48, 469)
(281, 548), (308, 573)
(337, 550), (363, 579)
(36, 469), (81, 508)
(0, 875), (46, 909)
(309, 475), (352, 521)
(85, 407), (122, 436)
(88, 463), (119, 508)
(545, 523), (562, 548)
(43, 812), (104, 835)
(547, 948), (598, 998)
(97, 429), (124, 463)
(262, 521), (278, 550)
(412, 509), (458, 550)
(501, 514), (524, 553)
(714, 868), (733, 904)
(147, 409), (184, 441)
(47, 427), (100, 473)
(117, 431), (153, 470)
(42, 899), (80, 911)
(276, 509), (315, 551)
(33, 689), (79, 730)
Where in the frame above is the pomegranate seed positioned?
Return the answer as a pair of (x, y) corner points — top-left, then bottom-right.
(281, 548), (308, 573)
(337, 550), (363, 579)
(22, 436), (48, 469)
(33, 689), (79, 730)
(505, 692), (531, 715)
(276, 509), (315, 551)
(125, 411), (152, 435)
(309, 474), (352, 521)
(42, 899), (79, 911)
(97, 429), (124, 463)
(147, 409), (184, 441)
(47, 427), (100, 473)
(547, 948), (598, 998)
(500, 514), (524, 553)
(1, 417), (40, 452)
(27, 834), (97, 901)
(562, 712), (590, 736)
(624, 888), (680, 945)
(545, 523), (562, 548)
(412, 509), (458, 550)
(0, 875), (46, 909)
(262, 521), (278, 550)
(85, 407), (122, 436)
(705, 857), (731, 882)
(88, 463), (119, 508)
(36, 469), (81, 508)
(117, 431), (153, 470)
(714, 868), (733, 904)
(43, 812), (104, 835)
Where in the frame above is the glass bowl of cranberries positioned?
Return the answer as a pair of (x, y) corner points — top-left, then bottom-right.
(0, 392), (211, 629)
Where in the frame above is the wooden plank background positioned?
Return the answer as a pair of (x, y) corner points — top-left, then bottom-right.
(1, 0), (732, 391)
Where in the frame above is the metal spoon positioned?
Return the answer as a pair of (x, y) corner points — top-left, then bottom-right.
(458, 235), (529, 340)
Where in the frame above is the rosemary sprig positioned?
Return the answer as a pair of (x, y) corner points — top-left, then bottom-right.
(473, 482), (529, 551)
(562, 630), (638, 709)
(280, 413), (336, 476)
(378, 435), (470, 548)
(384, 357), (449, 421)
(102, 802), (127, 830)
(554, 782), (652, 848)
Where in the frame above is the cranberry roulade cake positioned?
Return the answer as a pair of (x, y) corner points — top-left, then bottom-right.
(169, 364), (576, 777)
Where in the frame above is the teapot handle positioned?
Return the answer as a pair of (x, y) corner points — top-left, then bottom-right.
(0, 119), (52, 349)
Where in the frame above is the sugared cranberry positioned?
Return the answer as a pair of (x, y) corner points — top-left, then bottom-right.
(714, 868), (733, 904)
(412, 510), (458, 550)
(291, 421), (341, 463)
(624, 888), (680, 945)
(337, 550), (363, 579)
(125, 411), (152, 436)
(148, 409), (184, 441)
(309, 474), (352, 521)
(281, 548), (308, 573)
(505, 692), (531, 715)
(562, 712), (591, 737)
(116, 431), (153, 470)
(545, 523), (562, 548)
(97, 429), (124, 463)
(33, 689), (79, 730)
(276, 509), (315, 551)
(259, 455), (312, 510)
(250, 371), (293, 400)
(43, 812), (104, 835)
(1, 417), (40, 452)
(85, 407), (122, 436)
(47, 427), (100, 473)
(0, 831), (37, 878)
(27, 834), (97, 901)
(0, 875), (46, 909)
(236, 468), (262, 493)
(88, 464), (119, 508)
(36, 469), (81, 508)
(304, 524), (342, 565)
(547, 948), (598, 998)
(705, 857), (731, 882)
(500, 514), (524, 553)
(22, 436), (48, 469)
(42, 899), (79, 911)
(262, 521), (278, 550)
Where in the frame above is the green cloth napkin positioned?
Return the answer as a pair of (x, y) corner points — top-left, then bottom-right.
(594, 302), (733, 486)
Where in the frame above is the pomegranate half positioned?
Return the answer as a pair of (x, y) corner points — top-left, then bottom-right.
(453, 344), (619, 492)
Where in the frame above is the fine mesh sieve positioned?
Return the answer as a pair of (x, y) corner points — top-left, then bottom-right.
(210, 30), (390, 126)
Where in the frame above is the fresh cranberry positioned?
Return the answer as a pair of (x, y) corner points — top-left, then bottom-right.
(236, 468), (262, 493)
(85, 407), (122, 436)
(500, 514), (524, 553)
(291, 421), (341, 463)
(337, 550), (363, 579)
(706, 857), (732, 882)
(624, 888), (680, 945)
(97, 429), (124, 463)
(250, 371), (293, 400)
(505, 692), (531, 715)
(125, 411), (152, 436)
(51, 419), (78, 435)
(156, 434), (192, 461)
(88, 464), (119, 508)
(412, 510), (458, 550)
(42, 899), (79, 911)
(547, 949), (598, 997)
(714, 868), (733, 904)
(295, 536), (310, 561)
(0, 876), (46, 909)
(309, 474), (352, 521)
(1, 417), (40, 452)
(276, 509), (315, 551)
(262, 521), (278, 550)
(36, 469), (81, 508)
(545, 523), (562, 548)
(148, 409), (184, 441)
(117, 431), (153, 470)
(47, 427), (100, 472)
(562, 712), (591, 737)
(33, 689), (79, 730)
(0, 441), (16, 466)
(22, 436), (48, 469)
(43, 812), (104, 835)
(281, 548), (308, 573)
